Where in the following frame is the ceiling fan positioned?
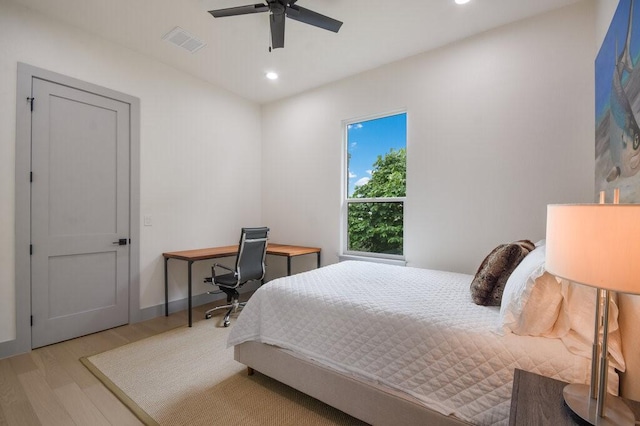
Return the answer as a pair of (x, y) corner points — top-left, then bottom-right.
(208, 0), (343, 50)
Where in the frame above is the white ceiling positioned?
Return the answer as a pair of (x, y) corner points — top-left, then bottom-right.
(11, 0), (581, 104)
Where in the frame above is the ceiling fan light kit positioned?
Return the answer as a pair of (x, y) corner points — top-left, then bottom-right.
(208, 0), (343, 50)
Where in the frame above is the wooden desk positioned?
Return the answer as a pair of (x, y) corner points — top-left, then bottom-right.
(163, 243), (321, 327)
(266, 244), (322, 275)
(509, 369), (640, 425)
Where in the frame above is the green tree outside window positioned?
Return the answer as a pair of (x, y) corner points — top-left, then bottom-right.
(348, 148), (406, 255)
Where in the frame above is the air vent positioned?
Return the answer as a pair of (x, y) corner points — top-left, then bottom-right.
(162, 27), (206, 53)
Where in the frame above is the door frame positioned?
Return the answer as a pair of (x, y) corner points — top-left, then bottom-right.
(7, 63), (141, 357)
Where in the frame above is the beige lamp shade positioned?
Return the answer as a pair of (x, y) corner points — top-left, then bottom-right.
(545, 204), (640, 295)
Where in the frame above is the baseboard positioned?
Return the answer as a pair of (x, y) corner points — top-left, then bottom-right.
(0, 337), (30, 360)
(0, 281), (262, 360)
(138, 280), (262, 321)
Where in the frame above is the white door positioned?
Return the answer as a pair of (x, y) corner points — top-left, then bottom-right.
(30, 77), (130, 348)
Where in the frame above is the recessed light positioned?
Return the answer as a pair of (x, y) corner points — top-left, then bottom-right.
(455, 0), (471, 4)
(265, 71), (279, 80)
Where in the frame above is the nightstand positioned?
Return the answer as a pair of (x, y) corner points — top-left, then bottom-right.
(509, 369), (640, 425)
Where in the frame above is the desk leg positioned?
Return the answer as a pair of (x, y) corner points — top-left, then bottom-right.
(317, 252), (321, 269)
(164, 258), (169, 317)
(188, 260), (194, 327)
(287, 257), (292, 276)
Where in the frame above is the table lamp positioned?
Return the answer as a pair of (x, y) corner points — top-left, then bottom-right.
(545, 203), (640, 425)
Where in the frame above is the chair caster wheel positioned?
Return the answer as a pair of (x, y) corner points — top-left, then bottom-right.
(223, 321), (230, 327)
(205, 313), (212, 319)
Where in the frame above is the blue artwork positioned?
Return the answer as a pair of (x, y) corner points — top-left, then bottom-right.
(595, 0), (640, 202)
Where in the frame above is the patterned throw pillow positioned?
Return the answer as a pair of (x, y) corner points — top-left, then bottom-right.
(470, 240), (535, 306)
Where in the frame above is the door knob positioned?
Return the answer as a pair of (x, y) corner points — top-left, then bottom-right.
(113, 238), (128, 246)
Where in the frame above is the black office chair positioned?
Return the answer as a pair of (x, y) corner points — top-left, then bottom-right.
(203, 227), (269, 327)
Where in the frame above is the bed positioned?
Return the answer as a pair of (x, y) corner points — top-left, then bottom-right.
(227, 251), (640, 425)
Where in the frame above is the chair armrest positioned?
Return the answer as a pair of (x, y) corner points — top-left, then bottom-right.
(213, 263), (234, 273)
(204, 264), (237, 283)
(211, 263), (236, 280)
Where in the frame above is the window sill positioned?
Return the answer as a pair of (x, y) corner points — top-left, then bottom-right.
(338, 254), (407, 267)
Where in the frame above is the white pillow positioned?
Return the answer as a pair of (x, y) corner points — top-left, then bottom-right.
(499, 244), (563, 336)
(553, 280), (625, 372)
(511, 272), (563, 336)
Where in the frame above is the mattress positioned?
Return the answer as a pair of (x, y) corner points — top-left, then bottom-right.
(228, 261), (591, 425)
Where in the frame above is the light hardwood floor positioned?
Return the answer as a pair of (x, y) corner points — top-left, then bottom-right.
(0, 300), (233, 425)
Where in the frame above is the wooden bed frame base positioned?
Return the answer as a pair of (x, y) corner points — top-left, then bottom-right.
(234, 341), (472, 426)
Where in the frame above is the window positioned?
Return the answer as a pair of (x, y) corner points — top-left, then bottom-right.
(343, 112), (406, 259)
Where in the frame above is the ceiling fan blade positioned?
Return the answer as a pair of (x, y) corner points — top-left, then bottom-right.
(208, 4), (269, 18)
(270, 11), (285, 49)
(286, 5), (342, 33)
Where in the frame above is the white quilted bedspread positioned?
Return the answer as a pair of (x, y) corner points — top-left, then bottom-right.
(228, 261), (590, 425)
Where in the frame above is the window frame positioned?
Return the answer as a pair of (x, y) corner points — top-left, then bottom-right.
(340, 110), (407, 262)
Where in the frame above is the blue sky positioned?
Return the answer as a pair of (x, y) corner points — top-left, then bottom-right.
(347, 112), (406, 197)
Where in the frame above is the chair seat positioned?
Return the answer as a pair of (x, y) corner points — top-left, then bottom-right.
(214, 272), (238, 287)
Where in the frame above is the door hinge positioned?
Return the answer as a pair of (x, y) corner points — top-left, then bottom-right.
(27, 97), (35, 112)
(30, 315), (33, 326)
(30, 171), (33, 183)
(30, 244), (33, 255)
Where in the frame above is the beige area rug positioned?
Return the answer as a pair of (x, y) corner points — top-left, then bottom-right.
(81, 318), (366, 426)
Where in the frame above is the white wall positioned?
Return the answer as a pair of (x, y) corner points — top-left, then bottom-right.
(0, 0), (262, 343)
(261, 1), (596, 275)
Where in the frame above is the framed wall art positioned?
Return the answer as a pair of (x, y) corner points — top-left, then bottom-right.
(595, 0), (640, 202)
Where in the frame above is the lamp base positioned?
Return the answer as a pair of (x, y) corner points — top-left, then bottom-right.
(563, 384), (635, 426)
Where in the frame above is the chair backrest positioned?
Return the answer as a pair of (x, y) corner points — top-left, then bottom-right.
(235, 227), (269, 284)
